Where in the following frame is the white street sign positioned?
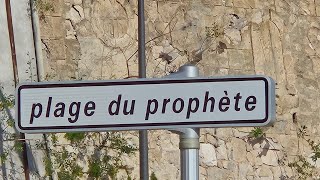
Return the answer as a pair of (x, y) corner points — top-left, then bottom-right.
(16, 76), (275, 133)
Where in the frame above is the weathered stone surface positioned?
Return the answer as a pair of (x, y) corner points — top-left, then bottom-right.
(252, 20), (276, 78)
(74, 0), (82, 5)
(66, 5), (84, 24)
(229, 138), (247, 162)
(42, 39), (66, 60)
(65, 20), (76, 39)
(65, 39), (81, 60)
(40, 17), (65, 39)
(204, 134), (216, 145)
(200, 143), (218, 167)
(216, 140), (228, 160)
(79, 37), (104, 61)
(257, 165), (274, 178)
(207, 167), (231, 179)
(261, 150), (279, 166)
(260, 138), (283, 150)
(37, 0), (320, 178)
(233, 128), (250, 138)
(56, 59), (76, 80)
(234, 0), (275, 9)
(246, 150), (263, 166)
(276, 135), (299, 156)
(215, 128), (234, 141)
(238, 162), (254, 179)
(228, 49), (254, 71)
(199, 166), (207, 180)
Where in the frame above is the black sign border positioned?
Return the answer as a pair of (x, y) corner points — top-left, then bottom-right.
(17, 77), (269, 131)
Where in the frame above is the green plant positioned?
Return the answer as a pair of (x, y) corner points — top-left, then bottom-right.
(150, 172), (158, 180)
(0, 153), (8, 164)
(306, 139), (320, 162)
(50, 133), (58, 145)
(88, 159), (103, 179)
(33, 0), (54, 20)
(44, 156), (53, 176)
(44, 132), (137, 180)
(51, 147), (84, 179)
(289, 125), (320, 179)
(64, 132), (86, 144)
(297, 125), (307, 138)
(296, 126), (320, 163)
(0, 94), (14, 110)
(14, 141), (24, 153)
(288, 156), (314, 180)
(0, 94), (15, 129)
(0, 93), (30, 178)
(6, 118), (15, 128)
(249, 127), (265, 139)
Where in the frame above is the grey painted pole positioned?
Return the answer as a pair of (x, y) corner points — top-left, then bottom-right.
(179, 128), (200, 180)
(166, 65), (200, 180)
(138, 0), (148, 179)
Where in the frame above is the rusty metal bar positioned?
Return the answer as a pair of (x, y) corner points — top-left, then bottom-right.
(4, 0), (30, 179)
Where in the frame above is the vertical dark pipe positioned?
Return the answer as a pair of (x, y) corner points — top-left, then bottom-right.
(138, 0), (148, 179)
(4, 0), (30, 179)
(138, 0), (146, 76)
(5, 0), (18, 83)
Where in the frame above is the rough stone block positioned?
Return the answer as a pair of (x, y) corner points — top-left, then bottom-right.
(216, 141), (228, 160)
(228, 49), (254, 71)
(261, 150), (279, 166)
(251, 21), (277, 78)
(42, 59), (58, 81)
(56, 59), (76, 80)
(229, 138), (247, 162)
(276, 135), (299, 155)
(234, 0), (275, 9)
(66, 5), (84, 24)
(246, 150), (263, 165)
(91, 0), (128, 20)
(207, 167), (231, 179)
(156, 1), (182, 23)
(79, 37), (104, 60)
(233, 0), (255, 8)
(42, 39), (66, 60)
(65, 39), (80, 60)
(314, 7), (320, 17)
(200, 143), (218, 167)
(238, 162), (254, 179)
(40, 17), (65, 39)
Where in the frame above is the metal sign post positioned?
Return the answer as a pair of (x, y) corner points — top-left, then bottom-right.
(166, 65), (200, 180)
(137, 0), (148, 178)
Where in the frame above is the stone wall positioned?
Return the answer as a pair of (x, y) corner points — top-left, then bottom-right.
(39, 0), (320, 179)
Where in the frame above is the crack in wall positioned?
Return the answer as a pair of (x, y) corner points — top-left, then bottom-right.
(71, 5), (82, 18)
(66, 18), (78, 40)
(41, 39), (50, 56)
